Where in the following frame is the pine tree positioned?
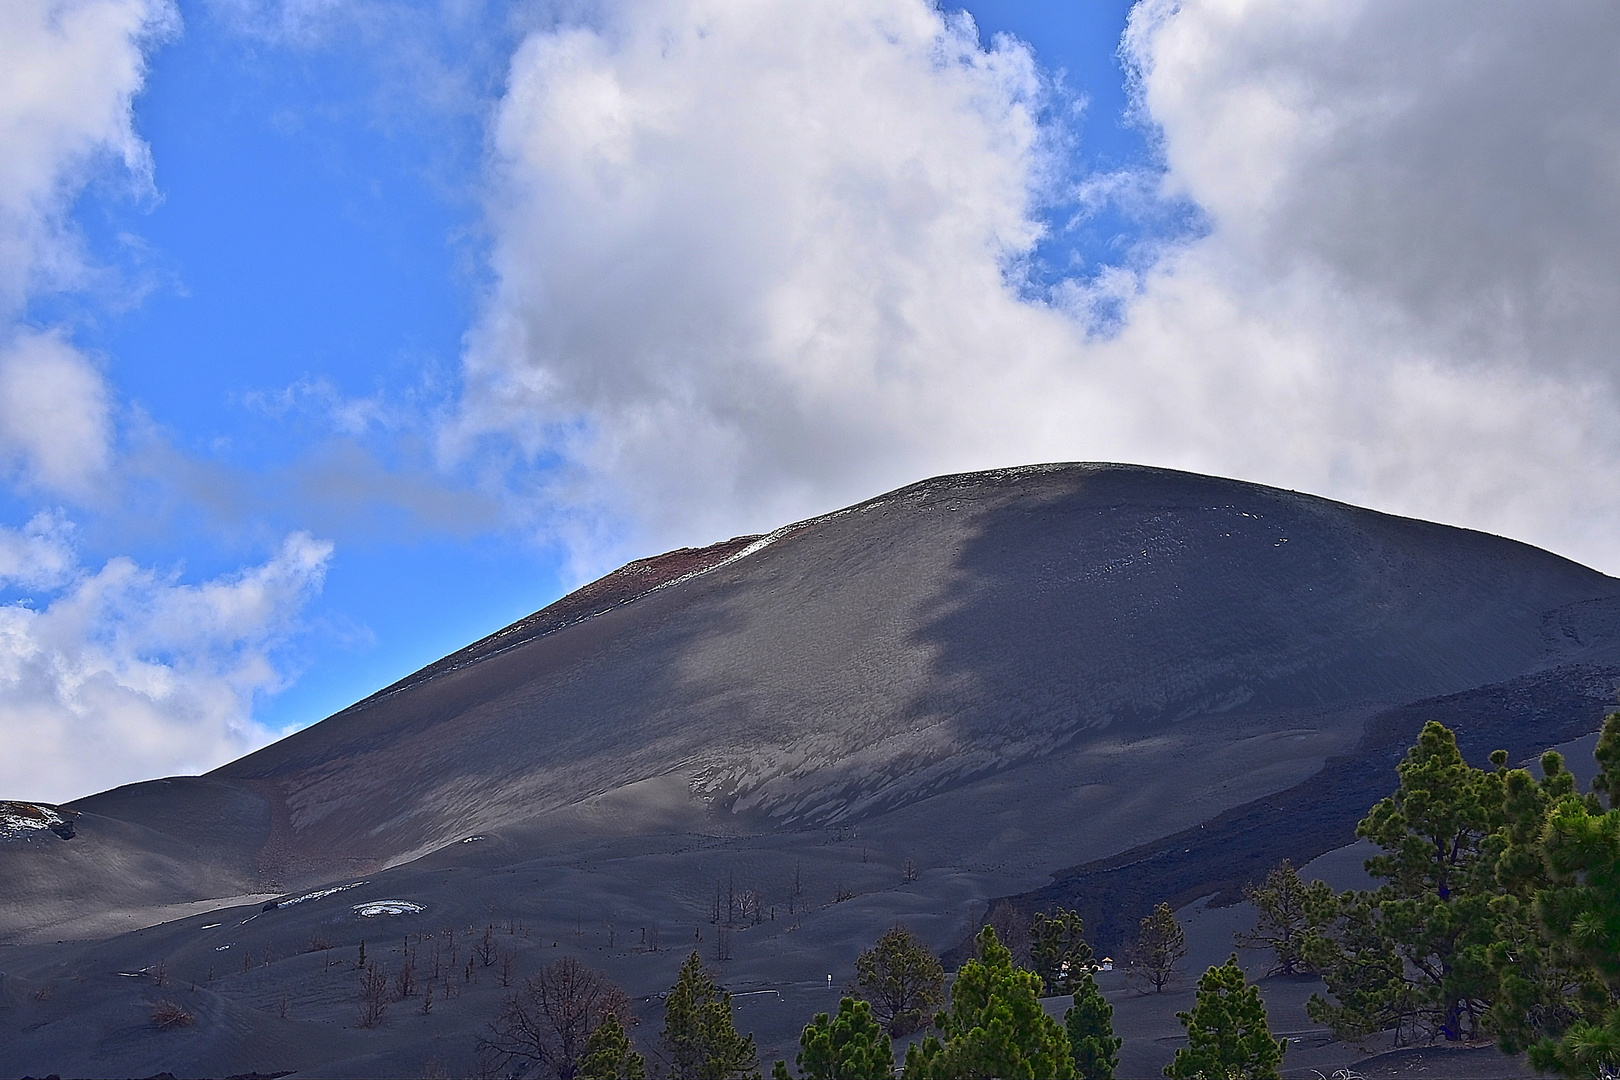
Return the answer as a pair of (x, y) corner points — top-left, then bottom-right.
(854, 927), (946, 1037)
(1031, 908), (1094, 996)
(661, 951), (759, 1080)
(1526, 711), (1620, 1077)
(1236, 861), (1334, 976)
(1128, 903), (1186, 993)
(902, 926), (1075, 1080)
(1164, 955), (1285, 1080)
(1486, 748), (1597, 1057)
(1064, 969), (1120, 1080)
(796, 997), (893, 1080)
(1306, 722), (1508, 1043)
(581, 1014), (647, 1080)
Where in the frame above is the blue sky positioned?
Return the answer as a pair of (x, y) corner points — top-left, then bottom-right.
(6, 0), (1620, 800)
(18, 0), (1159, 749)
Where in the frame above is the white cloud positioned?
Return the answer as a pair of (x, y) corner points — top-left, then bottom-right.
(0, 0), (346, 803)
(0, 330), (112, 495)
(0, 0), (176, 499)
(1104, 0), (1620, 564)
(0, 530), (333, 803)
(0, 0), (177, 313)
(456, 0), (1620, 576)
(455, 0), (1087, 570)
(0, 511), (76, 591)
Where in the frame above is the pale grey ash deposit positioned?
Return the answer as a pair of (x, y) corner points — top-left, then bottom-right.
(3, 463), (1618, 1078)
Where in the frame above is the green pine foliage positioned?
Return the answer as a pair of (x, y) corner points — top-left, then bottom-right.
(581, 1014), (647, 1080)
(1527, 712), (1620, 1076)
(1031, 908), (1094, 996)
(1305, 721), (1510, 1043)
(661, 951), (760, 1080)
(1486, 749), (1599, 1057)
(1164, 955), (1285, 1080)
(854, 927), (946, 1037)
(1128, 903), (1186, 993)
(902, 926), (1076, 1080)
(1302, 713), (1620, 1059)
(1064, 969), (1120, 1080)
(1236, 860), (1334, 976)
(795, 997), (893, 1080)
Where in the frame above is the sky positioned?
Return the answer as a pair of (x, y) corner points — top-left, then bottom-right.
(4, 0), (1620, 803)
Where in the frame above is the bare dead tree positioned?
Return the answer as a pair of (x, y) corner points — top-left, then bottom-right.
(738, 888), (761, 926)
(647, 921), (660, 953)
(716, 923), (733, 963)
(475, 925), (498, 967)
(476, 956), (633, 1080)
(395, 957), (416, 1000)
(358, 963), (390, 1027)
(985, 901), (1033, 966)
(902, 857), (920, 884)
(500, 951), (516, 988)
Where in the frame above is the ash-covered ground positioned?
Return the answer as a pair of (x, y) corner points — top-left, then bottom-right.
(3, 463), (1617, 1078)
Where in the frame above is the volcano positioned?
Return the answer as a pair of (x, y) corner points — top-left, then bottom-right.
(4, 463), (1617, 1078)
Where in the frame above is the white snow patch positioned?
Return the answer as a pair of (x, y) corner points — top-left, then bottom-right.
(354, 900), (424, 917)
(274, 881), (368, 908)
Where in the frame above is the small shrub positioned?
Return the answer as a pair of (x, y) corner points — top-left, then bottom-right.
(152, 999), (195, 1029)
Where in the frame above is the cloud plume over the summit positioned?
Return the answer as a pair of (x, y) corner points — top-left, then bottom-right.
(454, 0), (1082, 566)
(457, 0), (1620, 576)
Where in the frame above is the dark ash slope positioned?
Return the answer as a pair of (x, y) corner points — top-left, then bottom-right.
(7, 462), (1620, 937)
(3, 463), (1619, 1078)
(214, 463), (1620, 866)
